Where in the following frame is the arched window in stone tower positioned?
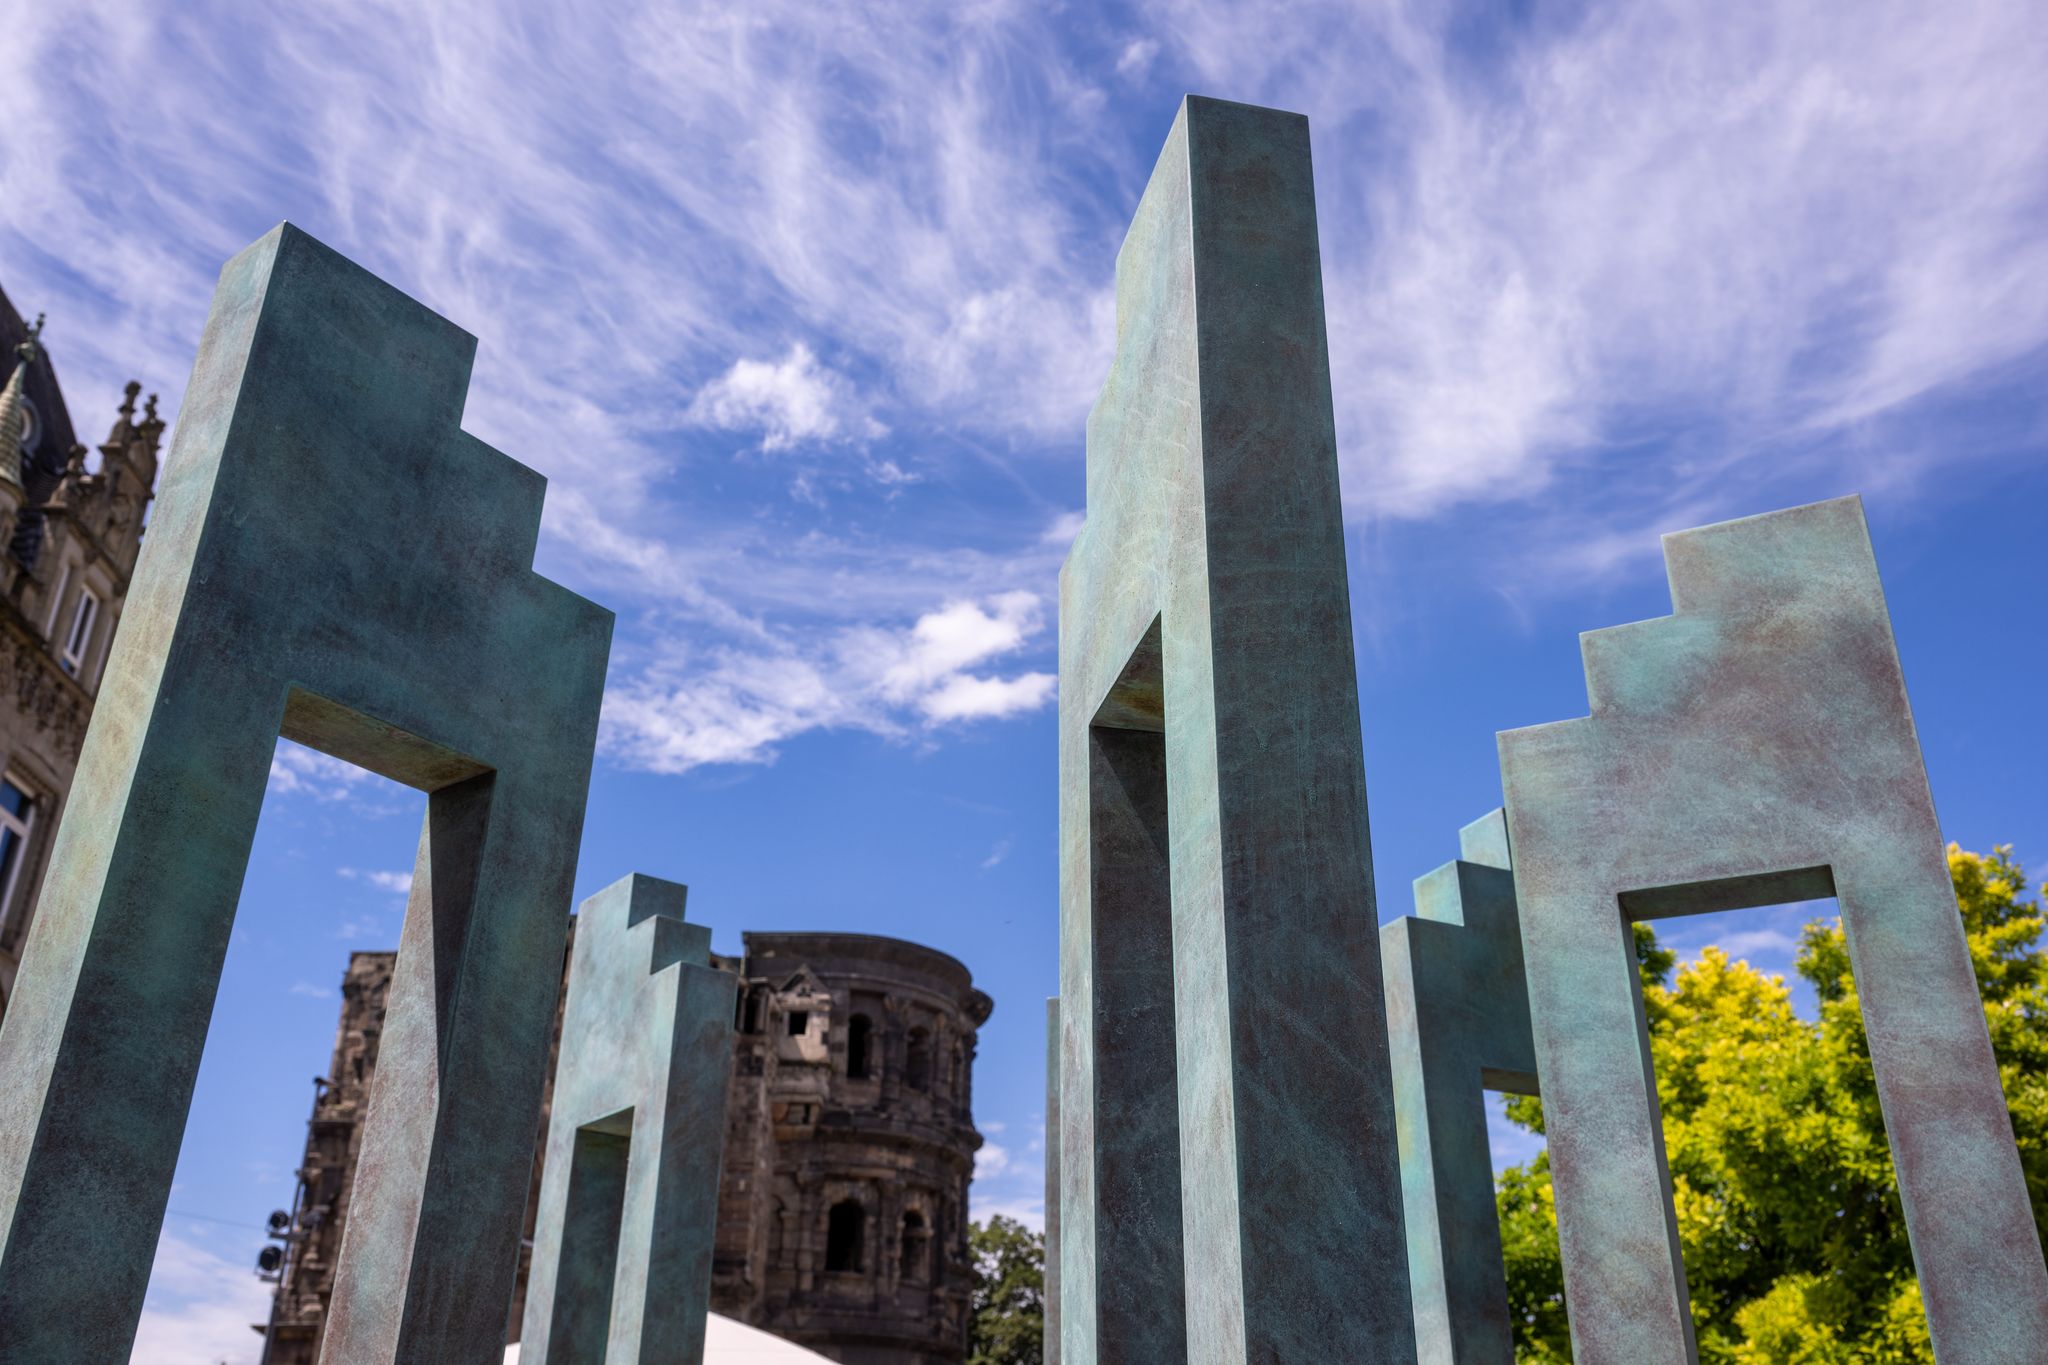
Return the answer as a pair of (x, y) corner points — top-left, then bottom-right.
(906, 1027), (932, 1092)
(900, 1209), (929, 1282)
(847, 1014), (874, 1080)
(825, 1198), (866, 1273)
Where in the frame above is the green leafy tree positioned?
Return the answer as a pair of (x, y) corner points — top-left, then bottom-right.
(967, 1215), (1044, 1365)
(1497, 844), (2048, 1362)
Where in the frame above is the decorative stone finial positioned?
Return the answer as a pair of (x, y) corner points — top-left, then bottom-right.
(15, 314), (44, 365)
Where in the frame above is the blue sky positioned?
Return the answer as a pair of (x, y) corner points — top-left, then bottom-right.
(6, 0), (2048, 1358)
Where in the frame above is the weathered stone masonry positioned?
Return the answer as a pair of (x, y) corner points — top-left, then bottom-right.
(265, 929), (990, 1365)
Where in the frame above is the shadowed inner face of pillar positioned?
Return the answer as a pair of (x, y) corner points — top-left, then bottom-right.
(1084, 616), (1189, 1356)
(546, 1111), (635, 1361)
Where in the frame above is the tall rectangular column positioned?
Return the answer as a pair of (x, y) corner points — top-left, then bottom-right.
(1058, 96), (1414, 1364)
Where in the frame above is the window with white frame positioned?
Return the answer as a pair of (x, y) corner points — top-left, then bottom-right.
(0, 775), (35, 934)
(59, 588), (99, 678)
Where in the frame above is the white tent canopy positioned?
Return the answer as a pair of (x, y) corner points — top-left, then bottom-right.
(505, 1313), (835, 1363)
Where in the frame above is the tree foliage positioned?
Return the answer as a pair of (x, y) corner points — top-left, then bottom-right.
(967, 1215), (1044, 1365)
(1498, 844), (2048, 1362)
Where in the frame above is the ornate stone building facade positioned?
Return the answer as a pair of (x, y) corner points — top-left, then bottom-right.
(262, 930), (991, 1365)
(716, 933), (991, 1364)
(0, 288), (161, 1018)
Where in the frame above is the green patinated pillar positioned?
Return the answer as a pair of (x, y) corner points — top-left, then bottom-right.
(1381, 810), (1536, 1365)
(1498, 496), (2048, 1363)
(1045, 996), (1062, 1365)
(1058, 96), (1414, 1364)
(522, 874), (736, 1365)
(0, 224), (612, 1364)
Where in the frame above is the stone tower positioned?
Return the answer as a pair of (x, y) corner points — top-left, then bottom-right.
(715, 932), (992, 1365)
(262, 930), (991, 1365)
(0, 287), (162, 1017)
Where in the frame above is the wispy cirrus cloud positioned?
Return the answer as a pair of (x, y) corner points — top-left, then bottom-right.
(1157, 0), (2048, 538)
(267, 742), (374, 801)
(7, 0), (2046, 775)
(131, 1228), (270, 1365)
(3, 0), (1102, 773)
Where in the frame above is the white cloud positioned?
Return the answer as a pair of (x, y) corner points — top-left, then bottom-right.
(1115, 38), (1160, 77)
(868, 591), (1042, 701)
(340, 868), (414, 896)
(132, 1229), (271, 1365)
(288, 980), (333, 999)
(969, 1117), (1046, 1232)
(922, 672), (1056, 723)
(687, 343), (884, 451)
(1039, 510), (1085, 546)
(980, 839), (1012, 871)
(602, 591), (1056, 773)
(267, 742), (372, 801)
(1700, 927), (1800, 962)
(969, 1193), (1044, 1233)
(1661, 899), (1832, 971)
(336, 914), (387, 943)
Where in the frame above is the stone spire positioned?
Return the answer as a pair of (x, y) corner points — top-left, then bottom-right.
(0, 313), (44, 491)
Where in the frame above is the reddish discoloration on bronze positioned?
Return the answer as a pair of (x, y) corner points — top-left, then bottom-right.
(1500, 497), (2048, 1363)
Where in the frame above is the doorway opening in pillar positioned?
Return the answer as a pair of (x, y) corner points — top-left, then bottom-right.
(1591, 873), (1904, 1354)
(141, 678), (510, 1364)
(141, 730), (430, 1365)
(1084, 616), (1190, 1356)
(1480, 886), (1860, 1359)
(545, 1114), (635, 1359)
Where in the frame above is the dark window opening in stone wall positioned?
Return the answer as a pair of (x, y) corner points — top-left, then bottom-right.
(825, 1199), (865, 1273)
(906, 1028), (931, 1092)
(786, 1009), (809, 1036)
(847, 1014), (873, 1079)
(900, 1210), (928, 1282)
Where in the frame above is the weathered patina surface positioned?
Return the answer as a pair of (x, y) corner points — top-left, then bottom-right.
(1044, 996), (1062, 1365)
(1498, 495), (2048, 1364)
(522, 874), (736, 1364)
(0, 224), (612, 1364)
(1381, 810), (1535, 1365)
(1058, 95), (1413, 1364)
